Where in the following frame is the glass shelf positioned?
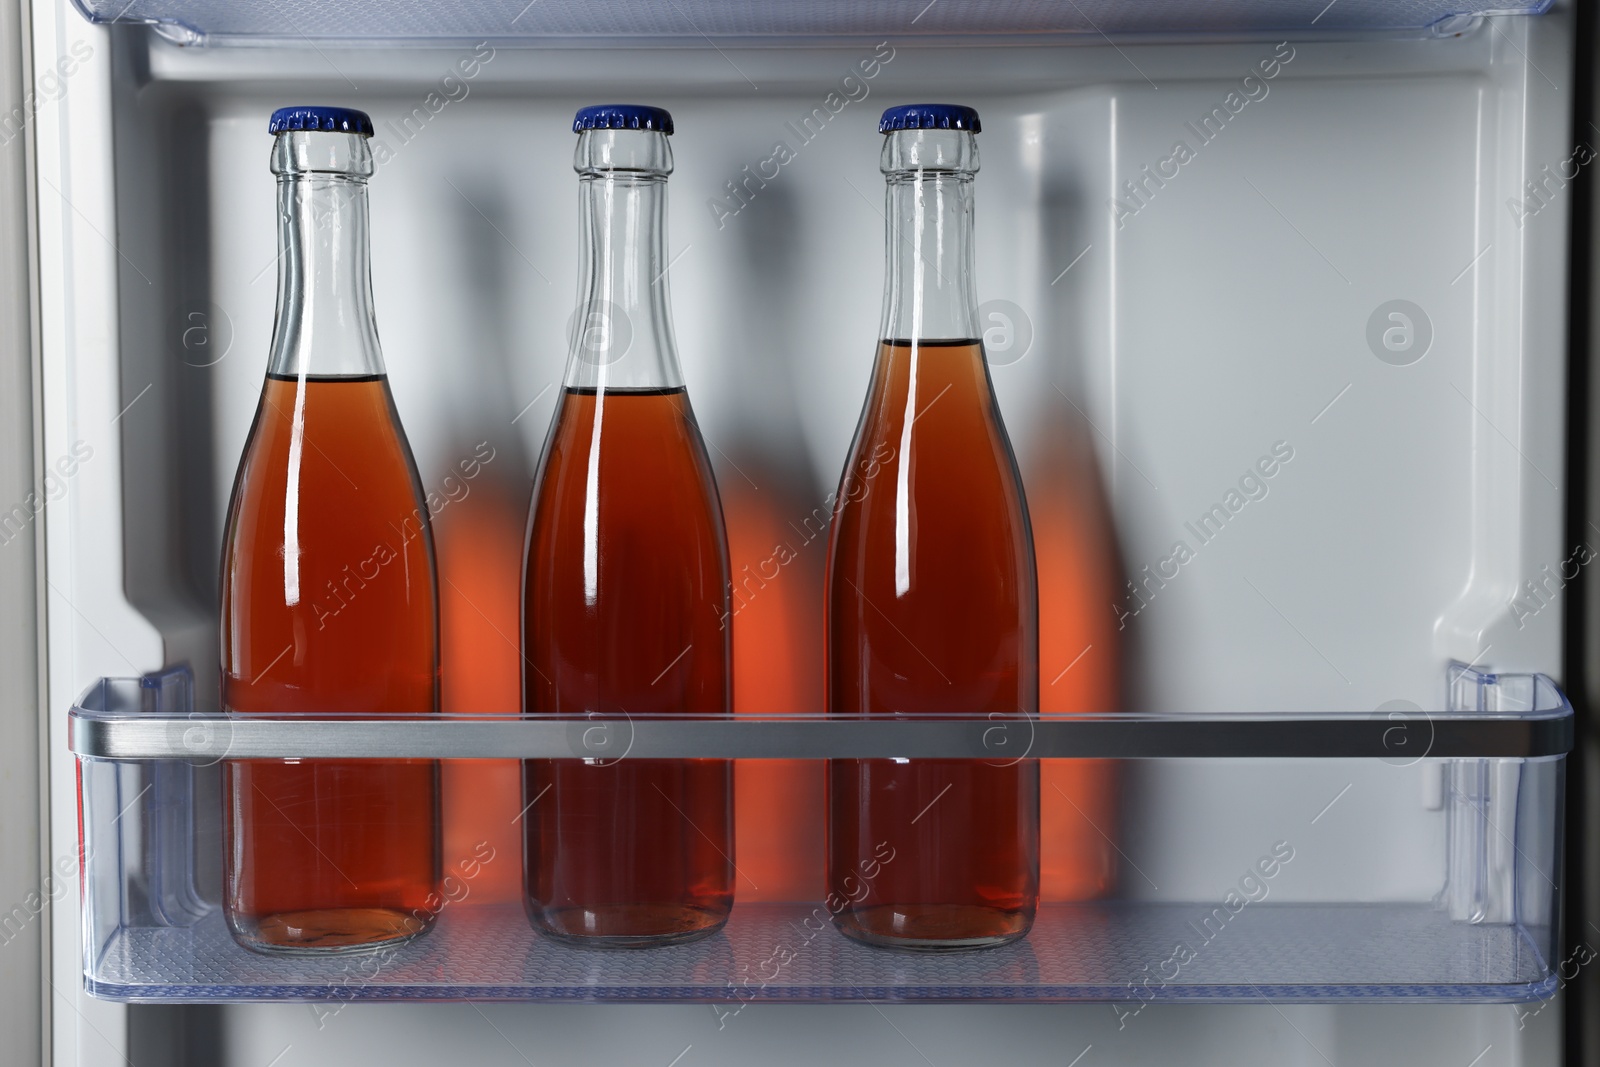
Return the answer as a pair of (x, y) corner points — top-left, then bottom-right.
(71, 666), (1570, 1004)
(70, 0), (1554, 47)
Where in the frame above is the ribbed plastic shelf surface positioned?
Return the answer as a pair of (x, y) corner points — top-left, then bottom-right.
(71, 0), (1554, 46)
(89, 902), (1552, 1003)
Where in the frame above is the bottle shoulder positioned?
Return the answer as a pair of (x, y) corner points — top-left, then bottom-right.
(530, 388), (728, 536)
(223, 377), (434, 552)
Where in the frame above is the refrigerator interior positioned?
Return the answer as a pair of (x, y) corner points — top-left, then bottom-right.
(29, 0), (1581, 1062)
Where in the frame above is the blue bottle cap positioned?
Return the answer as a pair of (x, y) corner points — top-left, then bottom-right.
(268, 106), (375, 137)
(879, 104), (982, 134)
(573, 104), (674, 136)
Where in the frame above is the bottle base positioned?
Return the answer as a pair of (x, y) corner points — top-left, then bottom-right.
(229, 907), (431, 956)
(833, 904), (1033, 952)
(530, 903), (729, 948)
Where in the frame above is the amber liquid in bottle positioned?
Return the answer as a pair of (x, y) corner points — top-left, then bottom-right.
(222, 376), (441, 952)
(829, 341), (1040, 948)
(523, 388), (732, 944)
(220, 120), (439, 954)
(827, 119), (1039, 951)
(522, 117), (733, 947)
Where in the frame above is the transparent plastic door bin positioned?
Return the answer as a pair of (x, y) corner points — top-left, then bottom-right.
(70, 665), (1569, 1003)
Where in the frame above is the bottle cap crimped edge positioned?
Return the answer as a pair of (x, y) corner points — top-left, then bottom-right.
(879, 104), (982, 134)
(268, 105), (375, 137)
(573, 104), (675, 136)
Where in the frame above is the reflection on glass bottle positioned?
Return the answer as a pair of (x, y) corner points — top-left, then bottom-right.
(220, 106), (441, 954)
(827, 105), (1040, 950)
(726, 475), (827, 904)
(1030, 405), (1122, 903)
(438, 446), (526, 907)
(522, 105), (734, 947)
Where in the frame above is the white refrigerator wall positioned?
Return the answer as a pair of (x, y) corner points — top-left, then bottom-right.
(30, 0), (1578, 1062)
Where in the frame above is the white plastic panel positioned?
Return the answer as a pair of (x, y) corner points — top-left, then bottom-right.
(125, 28), (1568, 700)
(113, 27), (1561, 921)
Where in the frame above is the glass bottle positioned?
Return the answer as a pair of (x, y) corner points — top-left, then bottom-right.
(826, 104), (1040, 950)
(522, 105), (734, 947)
(220, 106), (441, 954)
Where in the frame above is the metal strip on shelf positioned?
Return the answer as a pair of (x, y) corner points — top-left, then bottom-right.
(68, 710), (1573, 760)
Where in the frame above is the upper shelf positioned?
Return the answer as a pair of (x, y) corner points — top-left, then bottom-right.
(71, 0), (1555, 47)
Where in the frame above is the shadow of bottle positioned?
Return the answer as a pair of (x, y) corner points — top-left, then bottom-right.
(1025, 171), (1129, 905)
(709, 181), (829, 906)
(432, 179), (540, 909)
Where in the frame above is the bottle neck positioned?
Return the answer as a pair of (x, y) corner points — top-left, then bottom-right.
(879, 129), (981, 344)
(268, 131), (384, 379)
(566, 129), (682, 391)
